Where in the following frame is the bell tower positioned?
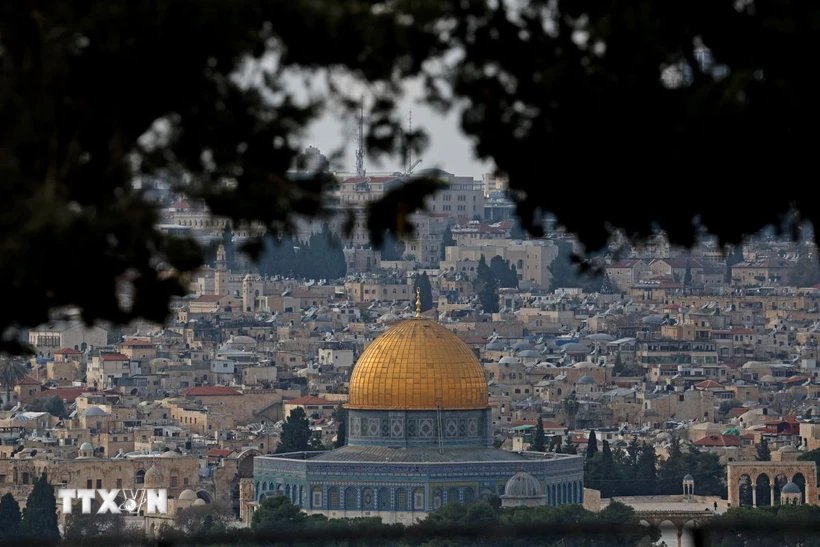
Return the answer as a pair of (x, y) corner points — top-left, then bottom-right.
(214, 244), (227, 295)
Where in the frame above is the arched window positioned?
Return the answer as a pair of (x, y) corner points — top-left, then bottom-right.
(328, 487), (340, 509)
(396, 488), (408, 510)
(311, 486), (322, 509)
(135, 469), (145, 484)
(463, 487), (475, 505)
(447, 487), (459, 505)
(433, 488), (442, 509)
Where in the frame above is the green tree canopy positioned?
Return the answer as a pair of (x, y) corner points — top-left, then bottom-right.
(473, 255), (499, 314)
(28, 396), (68, 419)
(489, 255), (519, 289)
(756, 439), (772, 461)
(529, 416), (547, 452)
(0, 360), (27, 410)
(20, 474), (59, 545)
(276, 407), (313, 453)
(5, 3), (820, 356)
(0, 493), (21, 542)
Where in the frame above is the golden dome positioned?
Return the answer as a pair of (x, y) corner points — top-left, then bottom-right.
(347, 318), (488, 410)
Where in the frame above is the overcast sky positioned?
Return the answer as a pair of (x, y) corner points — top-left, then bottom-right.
(303, 78), (495, 179)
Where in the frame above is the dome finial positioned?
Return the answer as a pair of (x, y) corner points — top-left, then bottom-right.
(416, 286), (422, 318)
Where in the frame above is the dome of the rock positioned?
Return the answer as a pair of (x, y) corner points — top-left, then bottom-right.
(347, 318), (488, 411)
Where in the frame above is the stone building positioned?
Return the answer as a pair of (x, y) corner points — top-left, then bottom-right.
(252, 295), (584, 524)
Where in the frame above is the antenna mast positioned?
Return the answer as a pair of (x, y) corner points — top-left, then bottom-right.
(407, 110), (412, 174)
(355, 96), (366, 177)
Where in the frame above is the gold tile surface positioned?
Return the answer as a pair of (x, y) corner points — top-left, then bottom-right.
(347, 318), (489, 410)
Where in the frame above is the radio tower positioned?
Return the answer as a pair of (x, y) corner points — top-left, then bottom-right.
(355, 97), (366, 177)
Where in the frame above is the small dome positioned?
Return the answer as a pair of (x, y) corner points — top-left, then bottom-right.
(486, 342), (505, 351)
(79, 442), (94, 451)
(561, 342), (588, 352)
(760, 375), (778, 383)
(781, 482), (801, 494)
(517, 350), (541, 358)
(82, 406), (108, 417)
(193, 498), (207, 506)
(160, 450), (181, 458)
(178, 489), (198, 501)
(574, 361), (598, 369)
(504, 472), (544, 498)
(144, 463), (164, 488)
(577, 375), (595, 385)
(499, 356), (521, 364)
(779, 445), (798, 453)
(683, 474), (694, 481)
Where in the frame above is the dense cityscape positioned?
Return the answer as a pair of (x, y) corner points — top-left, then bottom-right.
(2, 162), (820, 547)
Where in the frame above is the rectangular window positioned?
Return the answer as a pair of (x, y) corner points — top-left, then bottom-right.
(313, 491), (322, 507)
(87, 479), (93, 489)
(116, 478), (122, 489)
(414, 492), (425, 510)
(96, 479), (102, 489)
(170, 476), (178, 488)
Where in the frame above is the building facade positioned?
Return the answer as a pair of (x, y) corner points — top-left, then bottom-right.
(252, 302), (584, 524)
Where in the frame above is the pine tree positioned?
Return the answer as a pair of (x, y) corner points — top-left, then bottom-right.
(636, 442), (658, 496)
(756, 439), (772, 461)
(333, 403), (347, 448)
(0, 492), (21, 542)
(600, 273), (615, 294)
(413, 272), (433, 312)
(20, 474), (59, 545)
(599, 441), (616, 498)
(489, 255), (518, 288)
(586, 429), (598, 459)
(473, 255), (499, 313)
(613, 354), (624, 376)
(683, 260), (692, 287)
(563, 437), (578, 454)
(530, 416), (547, 452)
(275, 407), (313, 453)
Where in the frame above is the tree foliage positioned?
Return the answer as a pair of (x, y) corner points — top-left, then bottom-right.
(276, 407), (313, 453)
(27, 396), (68, 419)
(333, 403), (347, 449)
(756, 439), (772, 462)
(489, 256), (518, 289)
(6, 2), (820, 357)
(260, 224), (346, 281)
(586, 436), (725, 499)
(529, 416), (547, 452)
(473, 255), (499, 314)
(548, 241), (602, 293)
(19, 474), (59, 545)
(0, 360), (27, 410)
(0, 493), (21, 542)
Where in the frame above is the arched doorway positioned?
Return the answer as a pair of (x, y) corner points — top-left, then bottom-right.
(793, 473), (807, 504)
(738, 474), (753, 506)
(773, 473), (789, 505)
(755, 474), (771, 506)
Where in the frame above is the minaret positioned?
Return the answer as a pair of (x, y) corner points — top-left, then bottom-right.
(416, 286), (422, 318)
(214, 244), (227, 296)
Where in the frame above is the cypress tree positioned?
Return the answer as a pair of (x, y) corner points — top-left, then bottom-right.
(530, 416), (547, 452)
(276, 407), (312, 453)
(0, 492), (21, 541)
(20, 474), (60, 545)
(586, 429), (599, 459)
(756, 439), (772, 461)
